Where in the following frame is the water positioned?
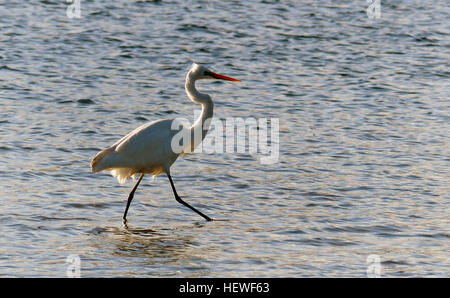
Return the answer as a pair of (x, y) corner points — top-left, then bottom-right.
(0, 0), (449, 277)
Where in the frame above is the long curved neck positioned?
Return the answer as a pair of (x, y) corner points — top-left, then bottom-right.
(185, 74), (214, 150)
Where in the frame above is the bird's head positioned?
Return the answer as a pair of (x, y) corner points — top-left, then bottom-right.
(189, 63), (240, 82)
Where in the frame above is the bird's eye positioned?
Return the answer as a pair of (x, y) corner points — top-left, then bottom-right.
(204, 71), (212, 76)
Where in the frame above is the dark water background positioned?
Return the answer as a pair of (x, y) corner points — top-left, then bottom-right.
(0, 0), (449, 277)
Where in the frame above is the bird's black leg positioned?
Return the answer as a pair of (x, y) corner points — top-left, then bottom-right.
(167, 173), (212, 221)
(123, 173), (145, 222)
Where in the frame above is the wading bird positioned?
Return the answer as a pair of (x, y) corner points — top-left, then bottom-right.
(90, 63), (240, 222)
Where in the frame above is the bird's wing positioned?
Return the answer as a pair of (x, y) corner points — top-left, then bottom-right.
(110, 119), (184, 170)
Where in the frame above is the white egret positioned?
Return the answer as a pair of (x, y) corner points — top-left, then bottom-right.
(90, 63), (240, 222)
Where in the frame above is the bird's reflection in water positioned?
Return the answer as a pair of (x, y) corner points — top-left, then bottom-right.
(90, 221), (210, 270)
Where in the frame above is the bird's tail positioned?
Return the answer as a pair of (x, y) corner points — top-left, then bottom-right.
(90, 147), (115, 173)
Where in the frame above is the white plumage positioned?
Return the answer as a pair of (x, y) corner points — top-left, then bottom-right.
(90, 63), (240, 221)
(91, 119), (180, 183)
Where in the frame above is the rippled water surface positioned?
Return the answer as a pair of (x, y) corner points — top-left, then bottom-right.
(1, 0), (449, 277)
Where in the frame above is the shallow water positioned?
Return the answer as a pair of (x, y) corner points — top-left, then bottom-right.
(0, 0), (449, 277)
